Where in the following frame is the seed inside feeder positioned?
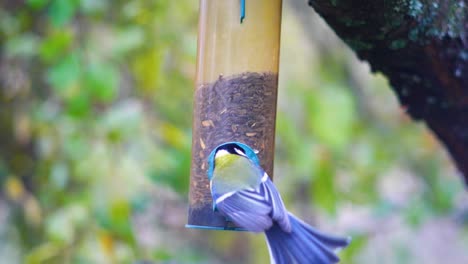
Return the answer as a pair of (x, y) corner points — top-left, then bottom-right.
(188, 71), (278, 226)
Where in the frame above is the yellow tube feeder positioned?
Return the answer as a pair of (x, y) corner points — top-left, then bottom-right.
(187, 0), (283, 230)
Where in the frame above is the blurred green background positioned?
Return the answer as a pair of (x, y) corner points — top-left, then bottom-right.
(0, 1), (467, 263)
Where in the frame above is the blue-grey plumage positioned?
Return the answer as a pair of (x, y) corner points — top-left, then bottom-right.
(207, 142), (351, 264)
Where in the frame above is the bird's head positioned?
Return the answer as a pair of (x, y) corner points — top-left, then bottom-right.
(207, 142), (260, 180)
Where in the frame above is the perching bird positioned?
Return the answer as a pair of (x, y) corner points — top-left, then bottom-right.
(207, 142), (351, 264)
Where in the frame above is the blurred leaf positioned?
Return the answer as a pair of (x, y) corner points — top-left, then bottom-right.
(404, 199), (430, 227)
(161, 122), (188, 149)
(310, 151), (337, 215)
(39, 30), (73, 63)
(66, 91), (91, 117)
(418, 159), (455, 213)
(4, 176), (25, 201)
(149, 147), (190, 194)
(63, 132), (88, 160)
(47, 52), (81, 94)
(26, 0), (48, 10)
(0, 10), (20, 36)
(24, 195), (43, 226)
(96, 200), (134, 241)
(100, 101), (142, 142)
(50, 162), (69, 189)
(339, 234), (368, 262)
(84, 62), (118, 103)
(130, 193), (151, 213)
(307, 85), (356, 150)
(48, 0), (78, 27)
(25, 242), (62, 264)
(46, 204), (87, 243)
(45, 213), (72, 243)
(79, 0), (108, 14)
(0, 161), (8, 184)
(98, 231), (115, 258)
(112, 27), (145, 57)
(182, 34), (197, 58)
(5, 33), (39, 58)
(131, 47), (163, 94)
(153, 249), (172, 261)
(275, 113), (304, 159)
(374, 199), (395, 218)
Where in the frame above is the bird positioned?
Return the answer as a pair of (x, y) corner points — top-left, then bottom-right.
(207, 142), (351, 264)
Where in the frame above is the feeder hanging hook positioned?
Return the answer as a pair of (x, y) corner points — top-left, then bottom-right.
(240, 0), (245, 23)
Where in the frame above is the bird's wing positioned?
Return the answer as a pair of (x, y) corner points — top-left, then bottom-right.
(215, 172), (291, 233)
(260, 176), (291, 232)
(216, 188), (273, 232)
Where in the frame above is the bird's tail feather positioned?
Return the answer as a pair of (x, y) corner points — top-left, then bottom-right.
(265, 213), (350, 264)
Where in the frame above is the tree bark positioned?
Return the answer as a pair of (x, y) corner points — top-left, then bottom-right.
(307, 0), (468, 184)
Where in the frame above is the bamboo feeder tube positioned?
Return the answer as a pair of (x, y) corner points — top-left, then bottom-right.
(187, 0), (282, 229)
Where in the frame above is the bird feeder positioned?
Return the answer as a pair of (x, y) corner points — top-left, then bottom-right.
(187, 0), (282, 229)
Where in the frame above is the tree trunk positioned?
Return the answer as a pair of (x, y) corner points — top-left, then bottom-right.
(307, 0), (468, 184)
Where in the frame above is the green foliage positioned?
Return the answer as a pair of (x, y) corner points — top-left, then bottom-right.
(340, 234), (368, 262)
(48, 0), (79, 27)
(84, 62), (118, 102)
(310, 151), (338, 215)
(305, 84), (356, 150)
(1, 0), (196, 262)
(47, 52), (81, 94)
(5, 33), (40, 57)
(39, 30), (74, 63)
(26, 0), (48, 10)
